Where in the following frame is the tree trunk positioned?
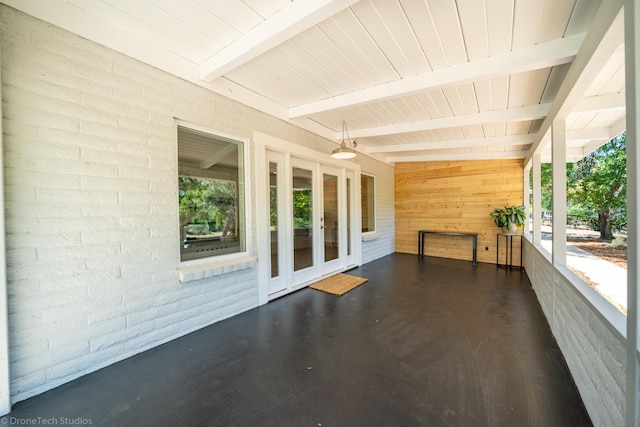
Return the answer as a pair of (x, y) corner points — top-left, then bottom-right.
(598, 209), (612, 239)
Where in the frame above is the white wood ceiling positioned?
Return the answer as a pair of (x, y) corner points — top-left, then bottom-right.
(3, 0), (625, 164)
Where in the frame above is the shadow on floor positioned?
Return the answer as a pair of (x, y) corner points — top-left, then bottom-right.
(4, 253), (591, 426)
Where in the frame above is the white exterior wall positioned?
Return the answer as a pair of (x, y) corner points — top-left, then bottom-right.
(360, 156), (395, 265)
(0, 7), (395, 404)
(523, 239), (626, 427)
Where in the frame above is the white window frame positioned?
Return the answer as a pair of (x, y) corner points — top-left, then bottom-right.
(361, 173), (376, 235)
(176, 121), (251, 269)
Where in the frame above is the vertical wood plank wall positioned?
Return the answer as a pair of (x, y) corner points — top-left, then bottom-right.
(395, 159), (524, 264)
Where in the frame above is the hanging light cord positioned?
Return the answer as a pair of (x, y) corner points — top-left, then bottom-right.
(342, 121), (357, 148)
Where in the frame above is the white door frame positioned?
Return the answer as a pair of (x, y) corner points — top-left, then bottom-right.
(0, 39), (11, 414)
(255, 132), (361, 305)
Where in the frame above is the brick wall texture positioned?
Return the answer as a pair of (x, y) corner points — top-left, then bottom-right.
(523, 240), (625, 427)
(0, 6), (394, 403)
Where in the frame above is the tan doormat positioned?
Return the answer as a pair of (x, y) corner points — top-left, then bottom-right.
(310, 273), (368, 296)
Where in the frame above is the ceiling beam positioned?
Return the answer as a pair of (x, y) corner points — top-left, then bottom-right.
(525, 0), (624, 164)
(566, 127), (614, 141)
(387, 150), (530, 163)
(365, 134), (537, 154)
(573, 93), (626, 113)
(347, 104), (550, 139)
(540, 148), (590, 163)
(199, 0), (358, 82)
(199, 144), (237, 169)
(288, 34), (584, 119)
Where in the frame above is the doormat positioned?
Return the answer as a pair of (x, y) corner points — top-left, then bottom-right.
(310, 273), (368, 296)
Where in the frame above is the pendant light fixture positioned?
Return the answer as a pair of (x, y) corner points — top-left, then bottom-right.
(331, 121), (357, 159)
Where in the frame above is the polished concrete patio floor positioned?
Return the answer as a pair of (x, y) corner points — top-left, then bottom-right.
(5, 253), (591, 426)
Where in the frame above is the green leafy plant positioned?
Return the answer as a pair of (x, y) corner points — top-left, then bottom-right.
(490, 205), (526, 230)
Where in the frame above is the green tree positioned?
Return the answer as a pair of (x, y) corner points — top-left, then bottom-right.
(567, 132), (626, 239)
(293, 189), (312, 229)
(179, 177), (237, 237)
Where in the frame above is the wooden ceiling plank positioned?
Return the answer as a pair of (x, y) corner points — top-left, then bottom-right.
(316, 16), (386, 86)
(442, 87), (466, 116)
(511, 0), (545, 49)
(193, 0), (263, 33)
(368, 0), (430, 76)
(537, 0), (579, 43)
(150, 0), (241, 45)
(507, 73), (530, 108)
(474, 80), (494, 112)
(199, 0), (359, 81)
(486, 0), (514, 56)
(241, 0), (291, 19)
(289, 33), (584, 118)
(328, 8), (399, 81)
(400, 0), (448, 70)
(491, 75), (510, 110)
(413, 93), (441, 119)
(427, 0), (468, 66)
(458, 83), (480, 115)
(456, 0), (489, 61)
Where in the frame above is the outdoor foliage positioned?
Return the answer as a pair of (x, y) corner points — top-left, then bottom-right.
(293, 189), (312, 229)
(179, 177), (237, 237)
(540, 132), (626, 239)
(567, 132), (626, 238)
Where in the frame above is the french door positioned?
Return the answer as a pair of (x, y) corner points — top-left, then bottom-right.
(266, 152), (353, 299)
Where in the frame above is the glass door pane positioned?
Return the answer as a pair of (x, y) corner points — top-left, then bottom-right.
(269, 161), (279, 278)
(346, 176), (351, 257)
(323, 173), (339, 262)
(293, 166), (313, 271)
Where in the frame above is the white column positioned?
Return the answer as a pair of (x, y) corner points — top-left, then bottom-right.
(524, 161), (532, 238)
(532, 154), (542, 246)
(0, 26), (11, 416)
(551, 120), (567, 267)
(625, 0), (640, 425)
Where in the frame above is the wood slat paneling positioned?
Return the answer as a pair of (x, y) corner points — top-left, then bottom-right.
(395, 159), (524, 264)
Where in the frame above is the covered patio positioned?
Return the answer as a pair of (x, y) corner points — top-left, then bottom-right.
(1, 0), (640, 426)
(5, 254), (590, 426)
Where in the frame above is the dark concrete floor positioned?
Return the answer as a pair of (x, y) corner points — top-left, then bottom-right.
(5, 253), (591, 426)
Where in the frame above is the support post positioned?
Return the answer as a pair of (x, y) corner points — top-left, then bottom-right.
(0, 25), (11, 416)
(551, 120), (567, 267)
(532, 154), (542, 246)
(625, 0), (640, 425)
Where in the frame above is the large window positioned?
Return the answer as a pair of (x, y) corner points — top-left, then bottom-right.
(361, 174), (375, 233)
(177, 125), (246, 262)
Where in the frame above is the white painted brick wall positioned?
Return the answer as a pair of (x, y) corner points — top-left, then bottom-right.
(0, 6), (396, 404)
(523, 240), (625, 426)
(359, 156), (395, 265)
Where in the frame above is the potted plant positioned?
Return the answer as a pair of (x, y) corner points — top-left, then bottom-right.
(490, 205), (526, 234)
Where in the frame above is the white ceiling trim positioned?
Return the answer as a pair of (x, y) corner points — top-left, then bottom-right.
(388, 150), (530, 163)
(288, 34), (585, 119)
(347, 104), (551, 139)
(573, 93), (626, 113)
(365, 134), (537, 154)
(199, 0), (359, 82)
(566, 127), (612, 142)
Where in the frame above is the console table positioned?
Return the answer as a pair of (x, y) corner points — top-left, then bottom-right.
(418, 230), (478, 265)
(496, 233), (523, 270)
